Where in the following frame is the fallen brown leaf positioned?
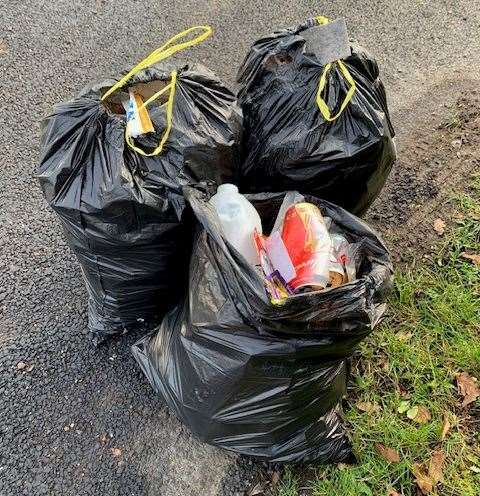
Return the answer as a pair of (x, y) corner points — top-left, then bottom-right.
(388, 490), (401, 496)
(375, 443), (400, 463)
(428, 450), (444, 484)
(0, 40), (8, 55)
(271, 471), (280, 485)
(460, 252), (480, 266)
(440, 414), (451, 441)
(248, 482), (265, 496)
(413, 463), (433, 494)
(433, 218), (446, 235)
(456, 372), (480, 407)
(413, 406), (432, 424)
(413, 450), (445, 494)
(110, 447), (122, 458)
(356, 401), (381, 414)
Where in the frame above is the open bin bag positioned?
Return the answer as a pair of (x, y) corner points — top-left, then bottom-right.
(237, 16), (396, 216)
(132, 187), (393, 463)
(37, 27), (242, 343)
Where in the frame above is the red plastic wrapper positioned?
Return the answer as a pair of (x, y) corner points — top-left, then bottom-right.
(281, 203), (331, 291)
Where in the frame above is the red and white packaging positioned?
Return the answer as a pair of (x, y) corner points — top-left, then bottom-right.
(280, 203), (331, 291)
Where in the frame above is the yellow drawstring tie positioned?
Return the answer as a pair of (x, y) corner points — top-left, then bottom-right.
(101, 25), (213, 156)
(314, 16), (356, 122)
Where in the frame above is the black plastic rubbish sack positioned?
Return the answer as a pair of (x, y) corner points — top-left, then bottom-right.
(37, 27), (242, 342)
(237, 16), (396, 216)
(132, 187), (393, 463)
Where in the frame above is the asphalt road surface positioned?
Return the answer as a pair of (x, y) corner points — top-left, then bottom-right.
(1, 1), (479, 495)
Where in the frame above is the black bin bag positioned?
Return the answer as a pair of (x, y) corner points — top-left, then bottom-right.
(132, 186), (393, 463)
(37, 27), (242, 343)
(237, 16), (396, 216)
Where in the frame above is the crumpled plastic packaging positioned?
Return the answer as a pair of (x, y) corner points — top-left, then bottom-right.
(237, 17), (396, 216)
(37, 62), (242, 343)
(132, 186), (393, 463)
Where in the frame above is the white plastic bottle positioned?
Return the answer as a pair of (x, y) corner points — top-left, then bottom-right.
(209, 184), (262, 265)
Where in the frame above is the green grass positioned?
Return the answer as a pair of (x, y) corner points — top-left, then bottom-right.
(276, 467), (301, 496)
(276, 176), (480, 496)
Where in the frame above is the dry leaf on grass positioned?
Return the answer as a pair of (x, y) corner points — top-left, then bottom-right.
(407, 406), (431, 423)
(110, 447), (122, 457)
(413, 464), (433, 494)
(428, 451), (445, 484)
(356, 401), (381, 414)
(440, 414), (451, 441)
(248, 482), (266, 496)
(388, 490), (401, 496)
(456, 372), (480, 407)
(413, 450), (445, 494)
(271, 471), (280, 485)
(414, 406), (432, 424)
(460, 252), (480, 266)
(375, 443), (400, 463)
(433, 218), (446, 235)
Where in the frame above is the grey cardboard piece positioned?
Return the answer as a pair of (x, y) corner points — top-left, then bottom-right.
(302, 18), (351, 65)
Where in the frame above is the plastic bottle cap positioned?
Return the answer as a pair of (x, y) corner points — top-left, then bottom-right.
(217, 183), (238, 195)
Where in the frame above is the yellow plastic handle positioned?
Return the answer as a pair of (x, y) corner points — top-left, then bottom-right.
(101, 26), (213, 156)
(101, 25), (212, 101)
(316, 60), (356, 122)
(313, 16), (356, 122)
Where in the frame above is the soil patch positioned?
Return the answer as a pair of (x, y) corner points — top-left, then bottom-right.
(367, 86), (480, 264)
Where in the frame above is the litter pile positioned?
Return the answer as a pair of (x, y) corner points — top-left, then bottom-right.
(38, 18), (394, 464)
(253, 193), (359, 300)
(133, 187), (392, 463)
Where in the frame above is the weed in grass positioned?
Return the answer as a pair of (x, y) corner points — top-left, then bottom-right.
(276, 467), (300, 496)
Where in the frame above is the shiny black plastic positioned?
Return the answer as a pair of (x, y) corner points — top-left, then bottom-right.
(237, 18), (396, 216)
(37, 63), (242, 343)
(132, 187), (393, 463)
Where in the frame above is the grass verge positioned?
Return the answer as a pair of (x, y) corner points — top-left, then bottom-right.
(275, 175), (480, 496)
